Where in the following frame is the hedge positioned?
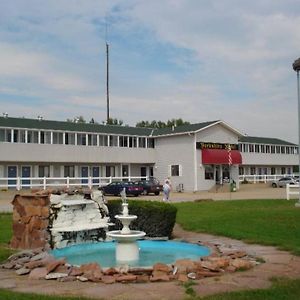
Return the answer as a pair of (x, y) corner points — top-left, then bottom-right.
(107, 200), (177, 238)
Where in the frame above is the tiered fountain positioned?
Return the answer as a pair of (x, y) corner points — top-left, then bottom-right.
(107, 188), (146, 264)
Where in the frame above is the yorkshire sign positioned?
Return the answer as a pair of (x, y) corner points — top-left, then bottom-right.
(196, 142), (239, 150)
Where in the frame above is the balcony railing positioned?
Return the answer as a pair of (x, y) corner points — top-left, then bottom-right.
(238, 174), (298, 183)
(0, 176), (148, 191)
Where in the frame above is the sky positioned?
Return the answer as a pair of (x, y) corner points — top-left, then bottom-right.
(0, 0), (300, 143)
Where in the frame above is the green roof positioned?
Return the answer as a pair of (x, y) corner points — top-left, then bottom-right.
(153, 120), (220, 136)
(0, 117), (153, 136)
(239, 136), (296, 146)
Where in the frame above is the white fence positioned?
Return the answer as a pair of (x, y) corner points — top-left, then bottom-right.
(239, 174), (297, 184)
(0, 176), (148, 191)
(286, 184), (300, 200)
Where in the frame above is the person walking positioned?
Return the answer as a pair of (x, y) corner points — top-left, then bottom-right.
(162, 179), (171, 202)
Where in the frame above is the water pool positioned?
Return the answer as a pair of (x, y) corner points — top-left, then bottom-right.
(51, 240), (210, 267)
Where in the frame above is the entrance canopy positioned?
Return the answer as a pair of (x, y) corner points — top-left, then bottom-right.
(202, 149), (242, 165)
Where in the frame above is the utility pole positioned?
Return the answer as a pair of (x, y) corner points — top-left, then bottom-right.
(106, 42), (110, 124)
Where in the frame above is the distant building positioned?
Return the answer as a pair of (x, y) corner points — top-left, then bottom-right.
(0, 116), (297, 191)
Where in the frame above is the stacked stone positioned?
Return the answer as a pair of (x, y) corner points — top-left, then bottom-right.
(0, 247), (258, 284)
(10, 193), (50, 249)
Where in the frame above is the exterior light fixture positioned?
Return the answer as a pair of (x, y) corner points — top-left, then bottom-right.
(292, 58), (300, 207)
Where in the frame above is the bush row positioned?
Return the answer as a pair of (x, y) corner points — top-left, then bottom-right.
(107, 200), (177, 238)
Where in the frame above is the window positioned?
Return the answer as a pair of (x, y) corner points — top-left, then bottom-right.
(77, 133), (86, 145)
(281, 146), (285, 154)
(271, 146), (275, 153)
(99, 135), (108, 146)
(91, 134), (97, 146)
(27, 130), (39, 143)
(109, 135), (118, 147)
(38, 165), (50, 177)
(105, 166), (115, 177)
(64, 166), (75, 177)
(52, 132), (63, 144)
(65, 133), (75, 145)
(119, 136), (128, 147)
(139, 137), (146, 148)
(255, 144), (260, 153)
(281, 167), (286, 175)
(261, 145), (265, 153)
(170, 164), (181, 176)
(40, 131), (51, 144)
(13, 129), (19, 143)
(148, 138), (155, 148)
(271, 167), (276, 175)
(129, 136), (137, 148)
(205, 165), (214, 179)
(266, 145), (270, 153)
(249, 144), (254, 152)
(286, 147), (290, 154)
(250, 167), (256, 175)
(276, 146), (281, 154)
(20, 130), (26, 143)
(243, 144), (249, 152)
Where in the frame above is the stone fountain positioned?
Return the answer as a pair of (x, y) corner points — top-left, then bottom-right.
(106, 188), (146, 264)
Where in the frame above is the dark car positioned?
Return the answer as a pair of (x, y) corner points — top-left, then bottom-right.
(135, 179), (163, 195)
(101, 181), (143, 196)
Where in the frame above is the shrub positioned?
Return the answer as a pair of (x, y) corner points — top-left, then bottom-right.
(107, 200), (177, 238)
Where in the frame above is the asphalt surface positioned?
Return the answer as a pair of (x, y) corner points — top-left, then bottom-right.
(0, 183), (296, 212)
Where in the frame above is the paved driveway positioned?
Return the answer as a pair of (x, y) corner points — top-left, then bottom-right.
(0, 183), (296, 212)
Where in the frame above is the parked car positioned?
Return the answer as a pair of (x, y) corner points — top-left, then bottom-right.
(271, 177), (298, 188)
(134, 179), (163, 195)
(100, 181), (143, 196)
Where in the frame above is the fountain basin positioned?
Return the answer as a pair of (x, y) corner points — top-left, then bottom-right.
(51, 240), (211, 267)
(106, 230), (146, 242)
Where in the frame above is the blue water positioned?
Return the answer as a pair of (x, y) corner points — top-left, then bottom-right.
(51, 240), (210, 267)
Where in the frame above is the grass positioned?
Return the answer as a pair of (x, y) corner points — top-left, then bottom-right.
(0, 289), (95, 300)
(0, 213), (14, 262)
(197, 278), (300, 300)
(175, 199), (300, 255)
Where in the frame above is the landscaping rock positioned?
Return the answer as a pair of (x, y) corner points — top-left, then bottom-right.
(187, 272), (197, 280)
(153, 263), (171, 273)
(103, 267), (118, 275)
(58, 276), (77, 282)
(116, 274), (137, 283)
(201, 260), (221, 272)
(136, 274), (149, 283)
(150, 273), (170, 282)
(174, 259), (197, 273)
(69, 266), (83, 276)
(16, 268), (31, 275)
(101, 275), (116, 284)
(46, 258), (66, 273)
(30, 252), (50, 262)
(45, 272), (68, 280)
(230, 258), (253, 270)
(207, 257), (230, 269)
(29, 267), (48, 280)
(77, 276), (89, 282)
(177, 273), (189, 282)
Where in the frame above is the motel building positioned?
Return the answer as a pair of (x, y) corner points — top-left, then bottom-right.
(0, 116), (298, 192)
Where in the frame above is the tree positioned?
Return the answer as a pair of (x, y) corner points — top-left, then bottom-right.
(66, 116), (86, 123)
(136, 118), (190, 128)
(105, 118), (124, 126)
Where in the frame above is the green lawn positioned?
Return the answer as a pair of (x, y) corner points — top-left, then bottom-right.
(174, 199), (300, 255)
(0, 213), (14, 262)
(199, 278), (300, 300)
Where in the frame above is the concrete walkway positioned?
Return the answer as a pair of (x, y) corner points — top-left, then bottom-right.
(1, 224), (300, 299)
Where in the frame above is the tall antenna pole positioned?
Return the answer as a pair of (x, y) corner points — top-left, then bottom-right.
(106, 41), (110, 123)
(105, 18), (110, 124)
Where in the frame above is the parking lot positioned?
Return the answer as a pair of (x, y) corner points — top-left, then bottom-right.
(0, 182), (297, 213)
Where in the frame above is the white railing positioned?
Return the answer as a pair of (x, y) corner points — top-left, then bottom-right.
(286, 184), (300, 200)
(239, 174), (297, 183)
(0, 176), (147, 191)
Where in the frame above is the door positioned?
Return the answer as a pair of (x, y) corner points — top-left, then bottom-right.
(81, 166), (89, 185)
(21, 166), (31, 188)
(7, 166), (17, 188)
(122, 165), (129, 181)
(92, 167), (100, 184)
(140, 167), (147, 180)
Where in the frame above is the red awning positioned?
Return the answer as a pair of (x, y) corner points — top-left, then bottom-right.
(202, 149), (242, 165)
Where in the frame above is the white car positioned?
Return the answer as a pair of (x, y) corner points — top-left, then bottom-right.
(271, 177), (298, 188)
